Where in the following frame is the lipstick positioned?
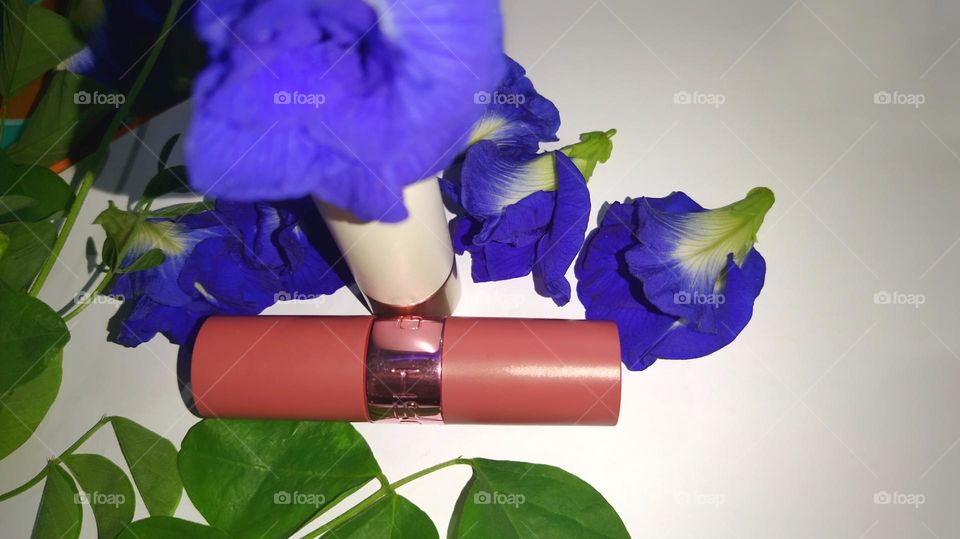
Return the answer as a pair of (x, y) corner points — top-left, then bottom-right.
(183, 315), (621, 425)
(315, 178), (459, 317)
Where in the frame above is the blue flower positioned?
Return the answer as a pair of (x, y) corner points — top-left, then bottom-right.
(65, 0), (203, 106)
(442, 130), (615, 305)
(576, 188), (774, 370)
(109, 198), (347, 346)
(185, 0), (505, 222)
(466, 56), (561, 156)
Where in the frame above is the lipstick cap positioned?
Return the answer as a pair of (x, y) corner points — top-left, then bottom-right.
(440, 317), (621, 425)
(187, 315), (373, 421)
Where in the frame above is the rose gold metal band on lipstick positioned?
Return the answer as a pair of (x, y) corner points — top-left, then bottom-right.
(365, 316), (443, 423)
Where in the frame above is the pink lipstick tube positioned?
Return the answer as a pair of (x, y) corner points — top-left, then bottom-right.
(184, 315), (621, 425)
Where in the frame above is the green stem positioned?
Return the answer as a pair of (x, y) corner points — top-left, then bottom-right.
(301, 458), (470, 539)
(0, 416), (113, 502)
(61, 267), (116, 322)
(27, 0), (185, 298)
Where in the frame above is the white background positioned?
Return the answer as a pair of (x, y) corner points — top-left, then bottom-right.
(2, 0), (959, 537)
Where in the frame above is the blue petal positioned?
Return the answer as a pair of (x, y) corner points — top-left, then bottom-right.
(654, 250), (766, 359)
(187, 0), (505, 222)
(575, 194), (769, 370)
(465, 241), (537, 283)
(468, 56), (560, 155)
(460, 140), (556, 218)
(533, 153), (589, 306)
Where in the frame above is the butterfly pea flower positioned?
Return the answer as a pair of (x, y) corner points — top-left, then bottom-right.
(576, 188), (774, 370)
(184, 0), (505, 223)
(442, 130), (615, 305)
(109, 199), (347, 347)
(467, 56), (561, 155)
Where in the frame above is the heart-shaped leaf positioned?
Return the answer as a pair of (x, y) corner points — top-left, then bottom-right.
(0, 0), (85, 98)
(111, 417), (182, 517)
(31, 464), (81, 539)
(0, 349), (61, 460)
(62, 454), (135, 539)
(115, 517), (229, 539)
(328, 493), (438, 539)
(178, 420), (382, 539)
(0, 151), (73, 223)
(0, 220), (56, 291)
(450, 459), (629, 539)
(7, 71), (114, 167)
(0, 288), (70, 395)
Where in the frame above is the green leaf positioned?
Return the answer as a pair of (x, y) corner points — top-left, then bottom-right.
(147, 200), (212, 218)
(560, 129), (616, 182)
(0, 151), (74, 223)
(62, 454), (135, 539)
(157, 134), (181, 172)
(0, 220), (56, 291)
(117, 248), (165, 274)
(111, 417), (182, 517)
(0, 228), (8, 259)
(93, 201), (138, 253)
(0, 287), (69, 395)
(142, 165), (190, 201)
(178, 420), (382, 539)
(450, 459), (629, 539)
(0, 195), (38, 219)
(31, 464), (82, 539)
(330, 493), (438, 539)
(0, 349), (61, 460)
(0, 0), (85, 98)
(7, 71), (114, 167)
(115, 517), (229, 539)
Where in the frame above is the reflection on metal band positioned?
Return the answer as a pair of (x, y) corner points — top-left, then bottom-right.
(365, 316), (443, 423)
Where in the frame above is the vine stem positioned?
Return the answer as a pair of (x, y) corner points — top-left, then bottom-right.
(61, 267), (116, 321)
(27, 0), (185, 298)
(0, 416), (113, 502)
(301, 458), (472, 539)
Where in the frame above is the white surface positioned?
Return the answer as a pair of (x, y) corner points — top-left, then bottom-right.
(2, 1), (960, 537)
